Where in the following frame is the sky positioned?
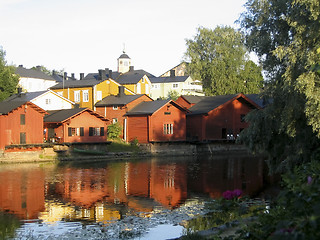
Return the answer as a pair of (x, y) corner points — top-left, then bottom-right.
(0, 0), (247, 78)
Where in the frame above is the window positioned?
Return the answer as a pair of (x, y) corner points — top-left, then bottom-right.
(68, 127), (84, 136)
(112, 118), (118, 124)
(240, 114), (246, 122)
(83, 90), (89, 102)
(20, 132), (26, 144)
(173, 83), (178, 88)
(163, 123), (173, 135)
(89, 127), (104, 136)
(113, 105), (118, 110)
(152, 84), (160, 89)
(45, 99), (51, 105)
(141, 78), (145, 83)
(20, 114), (25, 125)
(74, 91), (80, 103)
(97, 91), (102, 101)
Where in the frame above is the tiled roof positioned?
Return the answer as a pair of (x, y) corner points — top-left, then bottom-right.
(95, 94), (145, 107)
(5, 91), (47, 102)
(126, 100), (170, 115)
(149, 76), (189, 84)
(50, 79), (102, 89)
(188, 94), (239, 115)
(0, 101), (27, 114)
(115, 70), (154, 85)
(15, 67), (56, 81)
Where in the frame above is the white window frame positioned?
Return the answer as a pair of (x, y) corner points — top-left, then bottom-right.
(112, 118), (118, 124)
(113, 105), (118, 110)
(97, 91), (102, 101)
(45, 98), (51, 105)
(74, 90), (80, 103)
(83, 90), (89, 102)
(172, 83), (179, 89)
(163, 123), (173, 135)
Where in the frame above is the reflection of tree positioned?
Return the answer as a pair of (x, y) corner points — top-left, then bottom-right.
(0, 212), (21, 239)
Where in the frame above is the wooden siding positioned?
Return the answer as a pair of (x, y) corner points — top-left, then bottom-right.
(127, 116), (149, 143)
(0, 103), (44, 149)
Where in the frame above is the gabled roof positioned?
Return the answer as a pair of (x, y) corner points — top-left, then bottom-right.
(0, 101), (46, 115)
(179, 95), (206, 104)
(44, 108), (108, 123)
(95, 94), (149, 107)
(115, 70), (154, 85)
(188, 94), (260, 115)
(5, 90), (75, 105)
(15, 66), (56, 81)
(50, 79), (103, 89)
(149, 76), (189, 84)
(83, 71), (121, 81)
(126, 100), (188, 116)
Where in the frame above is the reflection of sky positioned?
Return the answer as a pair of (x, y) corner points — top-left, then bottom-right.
(135, 224), (183, 240)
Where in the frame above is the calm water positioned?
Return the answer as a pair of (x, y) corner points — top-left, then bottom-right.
(0, 154), (268, 239)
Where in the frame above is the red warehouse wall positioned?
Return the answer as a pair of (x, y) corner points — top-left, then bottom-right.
(127, 116), (149, 143)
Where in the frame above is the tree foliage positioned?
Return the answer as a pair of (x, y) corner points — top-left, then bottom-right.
(238, 0), (320, 172)
(107, 123), (123, 140)
(167, 90), (180, 101)
(0, 47), (19, 101)
(184, 26), (263, 96)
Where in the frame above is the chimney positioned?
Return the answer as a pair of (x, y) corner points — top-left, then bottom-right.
(80, 73), (84, 80)
(17, 87), (22, 97)
(36, 65), (42, 71)
(52, 70), (56, 75)
(129, 66), (134, 72)
(118, 86), (125, 97)
(109, 70), (112, 79)
(64, 72), (67, 80)
(71, 73), (75, 79)
(98, 69), (106, 80)
(170, 69), (175, 77)
(18, 64), (23, 68)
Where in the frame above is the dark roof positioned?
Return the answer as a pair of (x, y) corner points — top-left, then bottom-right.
(15, 66), (56, 81)
(126, 100), (170, 115)
(50, 79), (102, 89)
(0, 101), (26, 114)
(118, 53), (130, 59)
(180, 95), (206, 104)
(188, 94), (239, 115)
(44, 108), (107, 123)
(115, 70), (154, 85)
(149, 76), (189, 84)
(95, 94), (145, 107)
(5, 91), (47, 102)
(83, 71), (120, 81)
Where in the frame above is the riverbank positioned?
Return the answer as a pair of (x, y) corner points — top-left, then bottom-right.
(0, 140), (251, 163)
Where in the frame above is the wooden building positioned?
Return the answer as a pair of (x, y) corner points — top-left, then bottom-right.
(44, 108), (109, 143)
(125, 100), (188, 143)
(175, 95), (206, 109)
(95, 87), (153, 139)
(187, 93), (261, 141)
(0, 101), (47, 150)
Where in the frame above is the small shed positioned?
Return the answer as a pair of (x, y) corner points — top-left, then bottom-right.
(125, 100), (188, 143)
(187, 93), (261, 141)
(0, 101), (47, 150)
(44, 108), (109, 143)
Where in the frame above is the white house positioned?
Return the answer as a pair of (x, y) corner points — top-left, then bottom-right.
(15, 65), (58, 92)
(5, 89), (74, 111)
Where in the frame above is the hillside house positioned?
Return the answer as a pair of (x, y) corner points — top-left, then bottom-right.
(149, 70), (203, 100)
(50, 71), (134, 110)
(5, 89), (74, 110)
(125, 100), (188, 143)
(187, 93), (261, 141)
(0, 101), (47, 150)
(43, 108), (109, 143)
(15, 65), (57, 92)
(95, 86), (153, 140)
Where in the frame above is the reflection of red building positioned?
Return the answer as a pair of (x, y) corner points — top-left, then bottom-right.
(188, 156), (264, 199)
(0, 168), (45, 219)
(150, 162), (188, 209)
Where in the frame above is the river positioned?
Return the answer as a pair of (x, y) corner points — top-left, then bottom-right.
(0, 153), (270, 239)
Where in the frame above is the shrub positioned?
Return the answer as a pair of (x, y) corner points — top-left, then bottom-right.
(107, 123), (122, 140)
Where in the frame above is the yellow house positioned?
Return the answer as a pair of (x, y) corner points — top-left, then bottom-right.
(50, 72), (134, 110)
(113, 68), (153, 96)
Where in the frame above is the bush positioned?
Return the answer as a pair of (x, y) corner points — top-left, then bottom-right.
(107, 123), (122, 140)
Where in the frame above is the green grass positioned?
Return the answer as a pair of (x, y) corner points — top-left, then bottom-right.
(107, 139), (140, 153)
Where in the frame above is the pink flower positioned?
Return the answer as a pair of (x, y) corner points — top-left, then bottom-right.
(233, 189), (242, 197)
(222, 190), (234, 200)
(307, 176), (313, 185)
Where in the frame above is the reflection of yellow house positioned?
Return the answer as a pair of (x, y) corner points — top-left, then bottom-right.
(50, 74), (134, 110)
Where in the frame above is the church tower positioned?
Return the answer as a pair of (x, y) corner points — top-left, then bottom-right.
(117, 51), (131, 73)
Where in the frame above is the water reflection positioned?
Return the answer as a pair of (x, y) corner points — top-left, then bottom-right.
(0, 154), (266, 225)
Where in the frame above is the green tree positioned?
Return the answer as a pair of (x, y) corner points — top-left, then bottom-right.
(0, 47), (19, 101)
(238, 0), (320, 172)
(184, 26), (263, 96)
(167, 90), (180, 100)
(107, 123), (123, 140)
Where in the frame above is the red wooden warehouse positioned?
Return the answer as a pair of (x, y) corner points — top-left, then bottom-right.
(175, 95), (206, 110)
(44, 108), (109, 143)
(125, 100), (188, 143)
(0, 101), (47, 150)
(187, 93), (261, 141)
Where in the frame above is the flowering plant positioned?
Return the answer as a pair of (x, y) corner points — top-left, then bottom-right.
(222, 189), (243, 200)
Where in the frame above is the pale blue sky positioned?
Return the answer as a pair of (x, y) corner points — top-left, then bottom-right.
(0, 0), (247, 77)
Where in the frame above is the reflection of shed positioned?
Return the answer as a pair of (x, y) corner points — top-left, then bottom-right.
(187, 93), (260, 141)
(0, 101), (47, 149)
(44, 108), (109, 143)
(125, 100), (188, 143)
